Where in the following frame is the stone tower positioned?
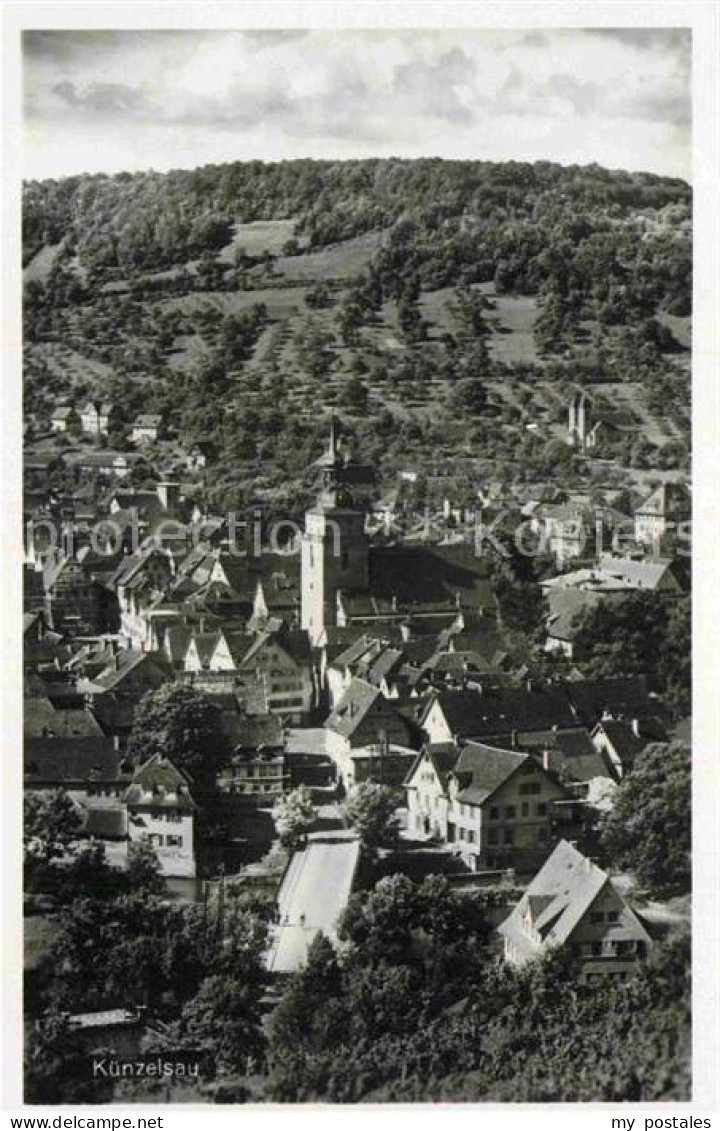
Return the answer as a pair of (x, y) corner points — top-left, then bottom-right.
(568, 391), (590, 450)
(301, 420), (370, 646)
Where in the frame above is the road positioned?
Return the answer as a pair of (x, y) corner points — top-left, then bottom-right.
(266, 834), (360, 974)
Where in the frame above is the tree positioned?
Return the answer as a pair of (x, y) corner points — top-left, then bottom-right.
(179, 976), (266, 1074)
(600, 741), (690, 890)
(341, 782), (400, 853)
(447, 376), (487, 414)
(272, 786), (317, 851)
(128, 684), (230, 788)
(127, 838), (167, 896)
(572, 593), (690, 710)
(339, 376), (369, 412)
(24, 789), (83, 867)
(25, 1012), (114, 1104)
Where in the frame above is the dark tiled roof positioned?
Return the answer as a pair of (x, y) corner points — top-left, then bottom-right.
(452, 741), (530, 805)
(24, 737), (128, 784)
(367, 544), (494, 610)
(425, 686), (577, 739)
(233, 713), (284, 751)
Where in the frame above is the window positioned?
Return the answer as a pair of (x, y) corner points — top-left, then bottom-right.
(590, 911), (604, 924)
(166, 835), (183, 848)
(489, 806), (500, 820)
(537, 827), (548, 843)
(505, 805), (516, 820)
(616, 940), (636, 955)
(536, 802), (548, 816)
(521, 802), (529, 817)
(591, 941), (603, 956)
(503, 827), (514, 845)
(488, 829), (498, 846)
(519, 782), (541, 796)
(467, 830), (476, 844)
(607, 910), (619, 923)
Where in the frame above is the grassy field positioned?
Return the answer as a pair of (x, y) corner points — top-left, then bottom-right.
(217, 218), (300, 263)
(274, 230), (388, 281)
(656, 311), (691, 350)
(27, 342), (118, 389)
(23, 243), (63, 285)
(159, 286), (309, 320)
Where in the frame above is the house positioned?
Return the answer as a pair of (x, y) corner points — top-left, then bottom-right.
(498, 840), (654, 978)
(24, 736), (132, 805)
(63, 450), (143, 482)
(123, 754), (198, 878)
(634, 483), (691, 547)
(80, 401), (122, 436)
(185, 440), (217, 471)
(77, 647), (173, 703)
(217, 741), (290, 802)
(326, 634), (406, 708)
(530, 502), (594, 567)
(237, 629), (314, 722)
(405, 740), (576, 872)
(543, 588), (631, 659)
(108, 547), (175, 647)
(50, 405), (79, 433)
(420, 685), (577, 746)
(42, 554), (111, 636)
(325, 677), (420, 789)
(590, 718), (667, 778)
(596, 555), (683, 592)
(514, 728), (620, 796)
(131, 414), (163, 445)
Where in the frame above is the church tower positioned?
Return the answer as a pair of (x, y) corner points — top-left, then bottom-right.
(301, 420), (370, 646)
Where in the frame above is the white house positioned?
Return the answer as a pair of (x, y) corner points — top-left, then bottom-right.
(123, 754), (198, 878)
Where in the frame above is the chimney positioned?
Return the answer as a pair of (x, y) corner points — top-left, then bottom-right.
(157, 481), (180, 512)
(542, 748), (551, 772)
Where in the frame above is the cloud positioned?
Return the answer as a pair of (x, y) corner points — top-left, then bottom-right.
(51, 80), (150, 116)
(22, 28), (691, 181)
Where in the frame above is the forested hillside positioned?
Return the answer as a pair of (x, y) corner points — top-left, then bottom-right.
(23, 158), (691, 507)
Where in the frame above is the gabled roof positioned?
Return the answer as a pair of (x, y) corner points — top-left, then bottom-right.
(367, 543), (494, 610)
(498, 840), (654, 958)
(163, 624), (194, 664)
(450, 741), (531, 806)
(592, 718), (667, 764)
(188, 630), (222, 668)
(325, 678), (384, 739)
(233, 712), (285, 751)
(404, 742), (460, 789)
(83, 649), (172, 693)
(124, 753), (196, 810)
(423, 685), (577, 739)
(597, 555), (679, 590)
(635, 482), (690, 518)
(24, 737), (128, 783)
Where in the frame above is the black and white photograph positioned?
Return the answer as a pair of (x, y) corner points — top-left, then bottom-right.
(6, 2), (718, 1114)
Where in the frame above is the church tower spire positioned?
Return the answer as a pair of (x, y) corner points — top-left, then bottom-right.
(301, 422), (370, 645)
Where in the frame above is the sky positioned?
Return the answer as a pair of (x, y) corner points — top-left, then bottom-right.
(22, 27), (691, 182)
